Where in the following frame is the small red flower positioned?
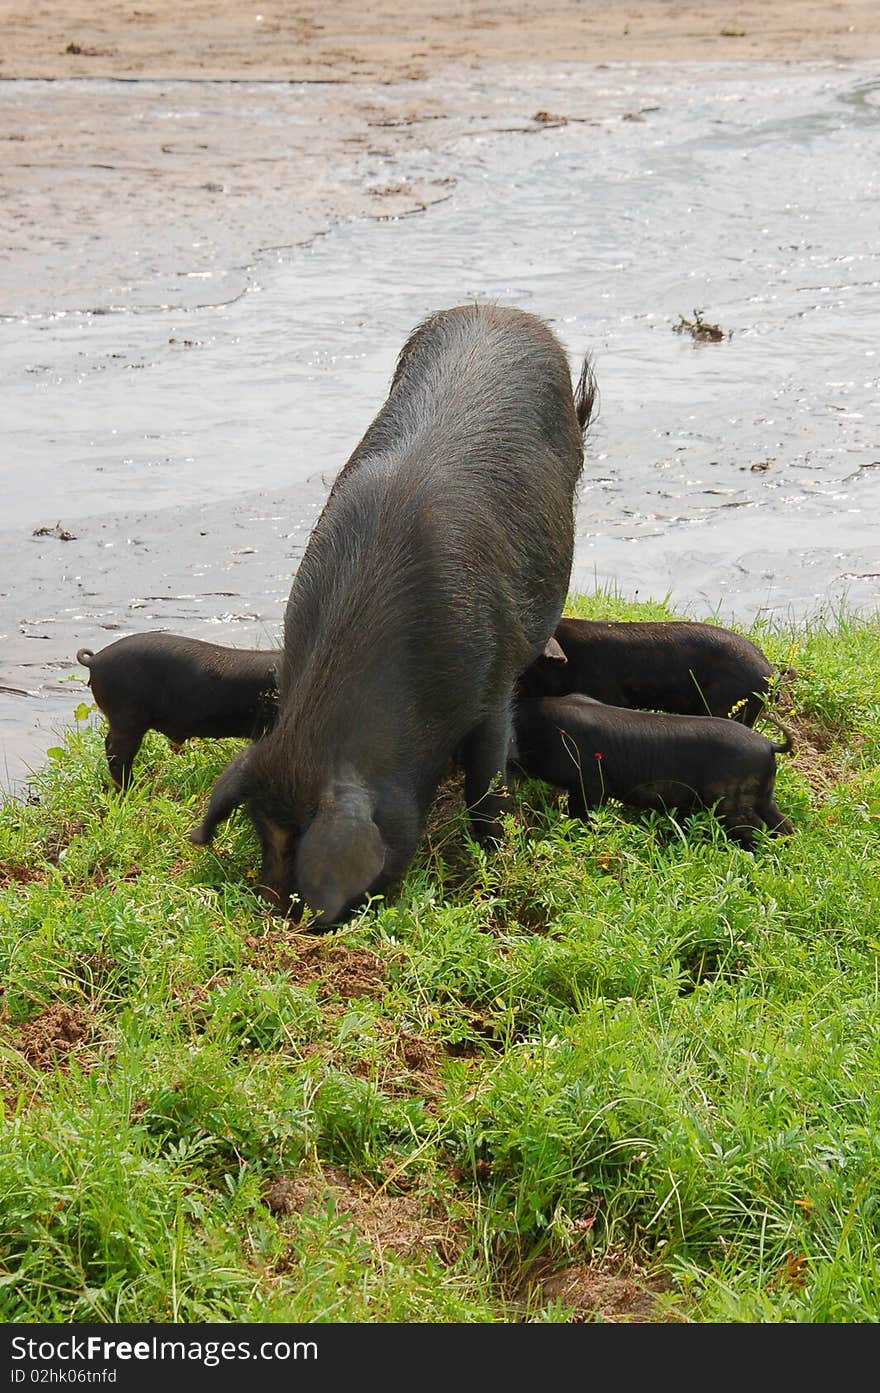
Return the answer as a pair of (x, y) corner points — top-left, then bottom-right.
(594, 751), (603, 761)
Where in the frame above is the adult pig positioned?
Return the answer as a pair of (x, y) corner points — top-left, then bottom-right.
(518, 617), (787, 725)
(77, 632), (280, 788)
(512, 693), (794, 847)
(190, 303), (596, 924)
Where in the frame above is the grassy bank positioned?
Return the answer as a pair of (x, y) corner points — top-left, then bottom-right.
(2, 594), (879, 1323)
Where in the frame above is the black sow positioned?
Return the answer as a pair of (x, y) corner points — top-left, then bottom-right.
(190, 303), (596, 924)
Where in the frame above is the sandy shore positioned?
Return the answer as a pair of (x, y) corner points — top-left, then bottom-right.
(3, 0), (879, 318)
(3, 0), (879, 80)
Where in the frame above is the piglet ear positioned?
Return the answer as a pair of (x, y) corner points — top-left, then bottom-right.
(542, 635), (568, 664)
(189, 747), (253, 845)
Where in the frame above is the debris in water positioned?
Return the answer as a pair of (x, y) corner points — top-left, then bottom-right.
(32, 522), (76, 542)
(672, 309), (728, 343)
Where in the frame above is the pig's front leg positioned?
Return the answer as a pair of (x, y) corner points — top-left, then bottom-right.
(460, 700), (513, 843)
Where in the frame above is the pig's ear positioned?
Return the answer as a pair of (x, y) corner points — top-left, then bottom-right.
(542, 636), (568, 664)
(296, 806), (386, 927)
(189, 748), (253, 845)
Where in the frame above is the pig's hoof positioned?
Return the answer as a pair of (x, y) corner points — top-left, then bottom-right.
(188, 823), (209, 846)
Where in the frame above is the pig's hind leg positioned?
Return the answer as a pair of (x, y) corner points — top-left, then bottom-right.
(729, 766), (793, 842)
(763, 798), (793, 838)
(716, 787), (794, 847)
(714, 794), (763, 849)
(104, 727), (145, 790)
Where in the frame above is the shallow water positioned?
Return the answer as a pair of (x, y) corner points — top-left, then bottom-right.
(1, 61), (878, 792)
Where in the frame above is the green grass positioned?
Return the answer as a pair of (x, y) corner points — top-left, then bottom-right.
(2, 593), (879, 1323)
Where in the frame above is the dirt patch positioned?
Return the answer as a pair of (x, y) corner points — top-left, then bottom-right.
(0, 820), (84, 885)
(264, 1163), (465, 1266)
(42, 823), (85, 868)
(395, 1030), (436, 1076)
(203, 929), (448, 1099)
(264, 1167), (680, 1315)
(5, 1002), (92, 1073)
(245, 929), (389, 1002)
(780, 710), (864, 793)
(319, 1017), (447, 1104)
(0, 860), (47, 889)
(80, 862), (146, 890)
(518, 1254), (680, 1323)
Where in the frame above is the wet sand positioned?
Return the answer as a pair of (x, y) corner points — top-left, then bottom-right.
(4, 1), (879, 318)
(4, 0), (878, 80)
(2, 2), (879, 793)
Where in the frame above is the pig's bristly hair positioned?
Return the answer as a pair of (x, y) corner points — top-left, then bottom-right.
(202, 303), (595, 910)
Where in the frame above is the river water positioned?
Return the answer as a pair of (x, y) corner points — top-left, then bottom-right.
(2, 61), (878, 792)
